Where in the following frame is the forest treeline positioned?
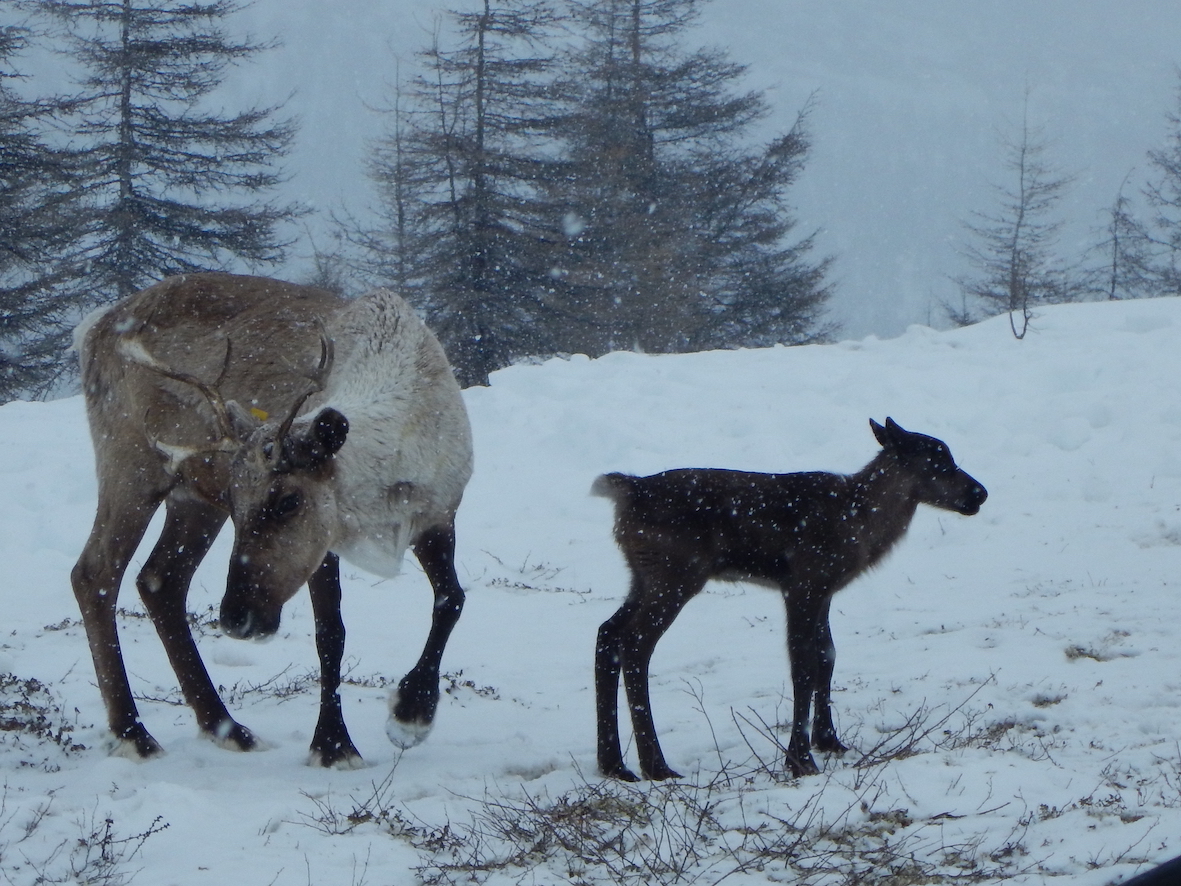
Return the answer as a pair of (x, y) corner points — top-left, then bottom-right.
(3, 0), (1181, 398)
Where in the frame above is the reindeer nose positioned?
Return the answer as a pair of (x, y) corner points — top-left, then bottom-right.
(220, 594), (281, 640)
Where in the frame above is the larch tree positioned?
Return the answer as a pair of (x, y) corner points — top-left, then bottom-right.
(1141, 75), (1181, 297)
(955, 107), (1080, 338)
(546, 0), (831, 355)
(0, 23), (77, 400)
(26, 0), (299, 308)
(1088, 174), (1156, 301)
(363, 0), (563, 387)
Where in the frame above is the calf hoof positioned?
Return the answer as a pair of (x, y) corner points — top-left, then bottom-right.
(786, 749), (821, 778)
(599, 759), (641, 782)
(642, 763), (683, 781)
(813, 734), (849, 755)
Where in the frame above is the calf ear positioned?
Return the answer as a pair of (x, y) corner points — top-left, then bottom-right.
(871, 416), (911, 450)
(282, 408), (349, 470)
(870, 418), (889, 448)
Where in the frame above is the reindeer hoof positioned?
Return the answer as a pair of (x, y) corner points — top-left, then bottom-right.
(385, 716), (431, 750)
(310, 715), (363, 766)
(311, 711), (364, 767)
(386, 687), (435, 749)
(308, 744), (365, 770)
(109, 723), (164, 760)
(209, 718), (262, 752)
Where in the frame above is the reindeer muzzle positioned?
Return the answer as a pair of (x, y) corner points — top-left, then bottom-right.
(219, 590), (282, 640)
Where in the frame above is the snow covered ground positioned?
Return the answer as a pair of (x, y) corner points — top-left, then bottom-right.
(1, 296), (1181, 884)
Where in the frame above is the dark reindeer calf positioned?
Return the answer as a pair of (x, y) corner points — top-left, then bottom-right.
(592, 418), (987, 781)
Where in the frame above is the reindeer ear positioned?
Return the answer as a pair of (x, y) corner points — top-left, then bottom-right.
(312, 408), (349, 457)
(281, 407), (349, 470)
(226, 400), (262, 439)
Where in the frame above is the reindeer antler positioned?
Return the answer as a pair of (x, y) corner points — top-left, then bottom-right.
(120, 335), (239, 450)
(271, 321), (335, 456)
(122, 322), (335, 471)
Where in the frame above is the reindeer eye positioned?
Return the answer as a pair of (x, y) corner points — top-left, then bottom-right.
(270, 491), (302, 519)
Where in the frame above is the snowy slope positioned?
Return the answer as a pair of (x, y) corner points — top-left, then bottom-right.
(0, 297), (1179, 883)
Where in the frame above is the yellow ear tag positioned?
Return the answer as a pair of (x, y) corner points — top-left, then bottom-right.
(250, 407), (269, 421)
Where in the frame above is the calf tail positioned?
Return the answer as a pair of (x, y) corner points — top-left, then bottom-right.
(591, 472), (636, 503)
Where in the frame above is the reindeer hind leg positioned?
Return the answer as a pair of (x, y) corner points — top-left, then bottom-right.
(72, 477), (168, 758)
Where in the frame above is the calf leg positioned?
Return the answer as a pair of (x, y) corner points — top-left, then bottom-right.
(72, 481), (167, 758)
(810, 596), (847, 755)
(307, 552), (363, 768)
(387, 521), (465, 749)
(783, 592), (826, 777)
(618, 573), (702, 781)
(136, 493), (257, 750)
(595, 598), (640, 781)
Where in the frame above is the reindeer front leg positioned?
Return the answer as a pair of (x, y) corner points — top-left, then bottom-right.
(387, 522), (465, 749)
(307, 552), (363, 768)
(137, 494), (257, 752)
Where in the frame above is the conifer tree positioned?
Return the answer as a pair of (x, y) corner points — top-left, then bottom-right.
(955, 109), (1079, 338)
(547, 0), (831, 354)
(364, 0), (561, 387)
(363, 0), (831, 384)
(27, 0), (299, 305)
(0, 24), (76, 400)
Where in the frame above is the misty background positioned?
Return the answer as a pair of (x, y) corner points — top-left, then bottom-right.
(225, 0), (1181, 338)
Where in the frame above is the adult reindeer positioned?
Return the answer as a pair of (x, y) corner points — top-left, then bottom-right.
(72, 273), (473, 767)
(593, 418), (987, 781)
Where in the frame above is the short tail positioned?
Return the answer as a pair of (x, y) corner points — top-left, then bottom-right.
(590, 472), (635, 502)
(70, 303), (117, 357)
